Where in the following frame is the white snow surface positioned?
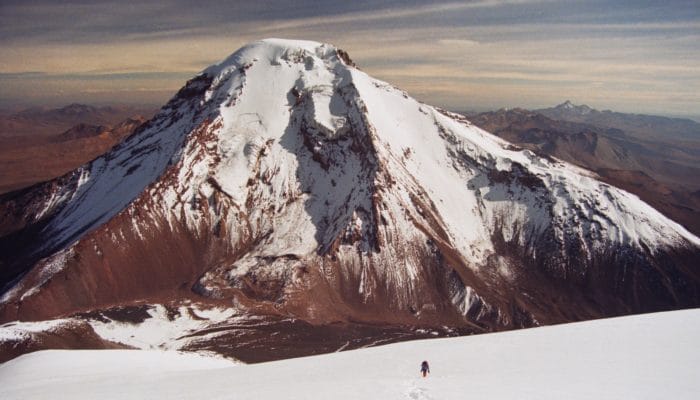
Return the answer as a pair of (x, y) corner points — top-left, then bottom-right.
(1, 309), (698, 400)
(88, 304), (240, 351)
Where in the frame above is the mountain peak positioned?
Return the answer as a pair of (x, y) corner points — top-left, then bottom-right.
(203, 38), (350, 80)
(58, 103), (98, 115)
(2, 39), (698, 343)
(559, 100), (575, 109)
(554, 100), (593, 115)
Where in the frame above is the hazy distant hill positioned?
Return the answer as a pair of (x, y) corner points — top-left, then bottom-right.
(0, 108), (149, 194)
(0, 103), (156, 138)
(537, 101), (700, 142)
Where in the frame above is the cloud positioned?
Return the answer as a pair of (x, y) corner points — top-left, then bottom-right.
(0, 0), (698, 117)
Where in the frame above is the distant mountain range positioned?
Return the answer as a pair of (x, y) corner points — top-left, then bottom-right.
(0, 105), (154, 194)
(468, 102), (700, 236)
(0, 103), (156, 138)
(538, 101), (700, 141)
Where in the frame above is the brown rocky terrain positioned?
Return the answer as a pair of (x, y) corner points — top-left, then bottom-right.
(0, 103), (156, 138)
(0, 105), (155, 194)
(0, 118), (146, 194)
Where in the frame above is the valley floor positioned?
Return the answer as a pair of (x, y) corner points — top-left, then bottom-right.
(1, 309), (698, 399)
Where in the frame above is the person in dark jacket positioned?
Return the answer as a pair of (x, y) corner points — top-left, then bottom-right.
(420, 360), (430, 377)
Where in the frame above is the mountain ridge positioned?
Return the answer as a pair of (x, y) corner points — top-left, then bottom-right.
(538, 101), (700, 141)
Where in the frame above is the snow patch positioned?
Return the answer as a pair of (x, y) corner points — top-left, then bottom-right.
(0, 319), (74, 342)
(88, 304), (238, 351)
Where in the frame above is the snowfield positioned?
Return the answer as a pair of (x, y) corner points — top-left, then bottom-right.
(1, 309), (698, 399)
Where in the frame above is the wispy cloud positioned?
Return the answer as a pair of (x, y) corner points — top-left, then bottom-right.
(0, 0), (698, 117)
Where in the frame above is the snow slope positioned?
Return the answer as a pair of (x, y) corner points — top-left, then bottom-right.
(1, 309), (698, 400)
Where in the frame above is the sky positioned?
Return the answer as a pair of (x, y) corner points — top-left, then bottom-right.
(0, 0), (698, 118)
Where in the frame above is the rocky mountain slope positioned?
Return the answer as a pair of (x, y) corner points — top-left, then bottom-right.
(539, 101), (700, 189)
(469, 107), (700, 235)
(0, 39), (698, 361)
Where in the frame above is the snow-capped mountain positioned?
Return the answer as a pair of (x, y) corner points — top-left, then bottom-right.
(552, 100), (594, 115)
(0, 39), (698, 348)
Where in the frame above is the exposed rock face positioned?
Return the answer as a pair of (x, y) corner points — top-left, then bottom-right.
(1, 39), (698, 348)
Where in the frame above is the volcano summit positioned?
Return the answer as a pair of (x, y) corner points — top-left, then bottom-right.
(1, 39), (698, 360)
